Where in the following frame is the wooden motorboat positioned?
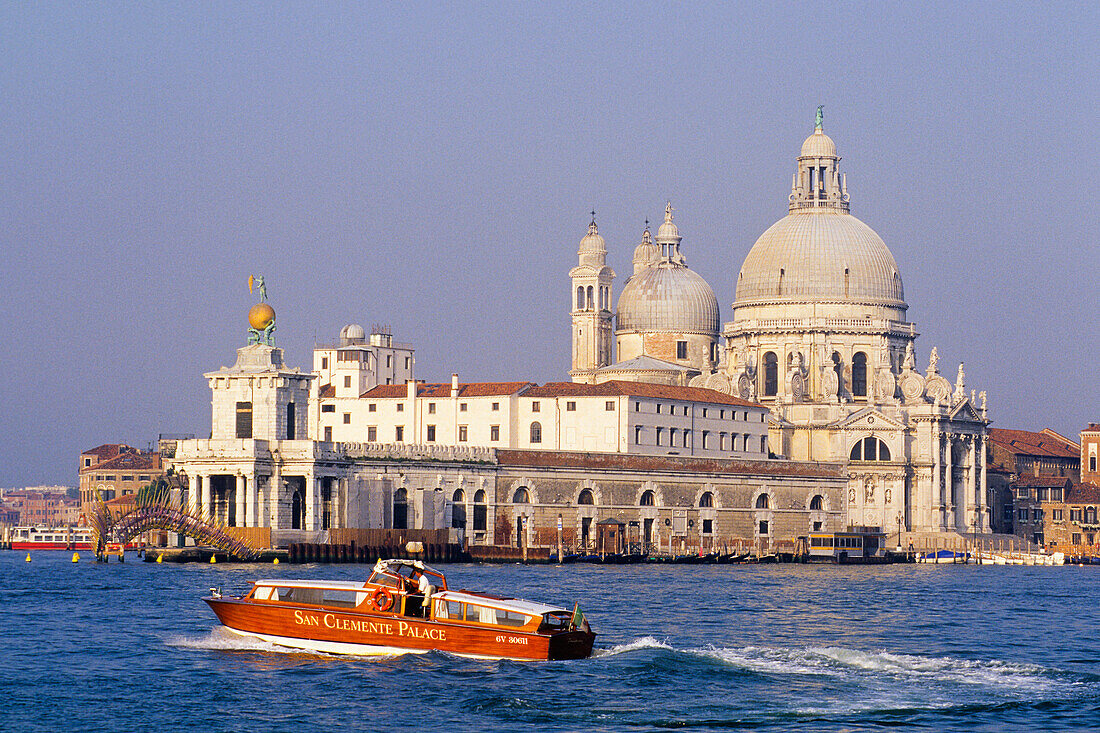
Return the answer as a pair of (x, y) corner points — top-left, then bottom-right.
(205, 559), (595, 661)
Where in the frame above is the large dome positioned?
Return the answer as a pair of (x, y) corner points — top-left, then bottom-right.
(617, 263), (720, 335)
(734, 211), (905, 308)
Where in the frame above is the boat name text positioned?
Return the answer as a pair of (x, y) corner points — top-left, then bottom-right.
(292, 611), (447, 640)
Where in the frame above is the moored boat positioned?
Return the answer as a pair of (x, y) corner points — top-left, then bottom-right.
(205, 559), (595, 661)
(10, 526), (95, 550)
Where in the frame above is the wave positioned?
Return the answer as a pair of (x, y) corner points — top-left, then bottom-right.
(601, 638), (1074, 697)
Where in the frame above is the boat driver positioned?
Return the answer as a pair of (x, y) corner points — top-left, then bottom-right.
(409, 569), (435, 618)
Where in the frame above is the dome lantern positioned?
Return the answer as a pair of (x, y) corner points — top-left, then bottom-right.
(654, 201), (685, 263)
(790, 107), (849, 213)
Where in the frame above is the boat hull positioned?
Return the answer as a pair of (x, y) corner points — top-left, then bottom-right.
(205, 598), (594, 661)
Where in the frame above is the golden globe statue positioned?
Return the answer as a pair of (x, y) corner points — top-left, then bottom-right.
(248, 302), (275, 330)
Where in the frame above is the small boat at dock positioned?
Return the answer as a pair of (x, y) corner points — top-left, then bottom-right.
(205, 559), (595, 661)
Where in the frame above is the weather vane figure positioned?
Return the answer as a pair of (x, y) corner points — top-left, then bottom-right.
(247, 275), (276, 345)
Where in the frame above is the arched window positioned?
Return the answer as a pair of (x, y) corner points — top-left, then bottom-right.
(852, 352), (867, 397)
(291, 488), (304, 530)
(576, 286), (584, 310)
(578, 488), (594, 505)
(763, 352), (778, 396)
(530, 421), (542, 443)
(832, 352), (843, 390)
(513, 487), (530, 503)
(586, 286), (594, 309)
(393, 488), (408, 530)
(451, 489), (466, 529)
(810, 495), (824, 511)
(640, 490), (655, 506)
(850, 437), (892, 461)
(755, 493), (770, 509)
(699, 491), (714, 508)
(473, 489), (487, 531)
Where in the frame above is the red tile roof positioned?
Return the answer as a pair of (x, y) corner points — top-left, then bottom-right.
(360, 382), (535, 399)
(318, 384), (335, 398)
(87, 452), (162, 472)
(523, 380), (762, 408)
(988, 428), (1079, 459)
(81, 444), (134, 461)
(496, 449), (844, 478)
(1017, 475), (1072, 489)
(1069, 482), (1100, 504)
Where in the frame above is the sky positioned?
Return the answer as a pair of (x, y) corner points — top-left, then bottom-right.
(2, 2), (1098, 487)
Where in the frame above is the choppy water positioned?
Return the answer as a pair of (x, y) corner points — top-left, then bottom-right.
(1, 553), (1097, 731)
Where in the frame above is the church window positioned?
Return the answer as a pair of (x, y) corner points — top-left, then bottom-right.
(778, 268), (784, 295)
(490, 425), (499, 441)
(566, 401), (576, 411)
(235, 402), (252, 439)
(677, 341), (688, 359)
(763, 352), (778, 396)
(586, 286), (594, 309)
(699, 491), (713, 508)
(756, 494), (770, 509)
(852, 352), (868, 397)
(530, 421), (542, 443)
(458, 425), (468, 442)
(810, 495), (824, 511)
(850, 437), (891, 461)
(395, 426), (404, 442)
(426, 425), (436, 442)
(710, 342), (718, 363)
(640, 490), (655, 506)
(576, 286), (584, 309)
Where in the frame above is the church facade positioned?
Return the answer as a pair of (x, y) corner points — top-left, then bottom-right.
(569, 115), (991, 536)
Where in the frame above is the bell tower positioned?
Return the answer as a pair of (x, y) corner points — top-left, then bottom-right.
(569, 214), (615, 383)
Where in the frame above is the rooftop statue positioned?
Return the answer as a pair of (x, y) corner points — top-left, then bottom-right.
(247, 275), (276, 346)
(815, 104), (824, 130)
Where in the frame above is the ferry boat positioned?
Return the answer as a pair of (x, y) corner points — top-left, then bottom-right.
(10, 526), (94, 550)
(205, 559), (596, 661)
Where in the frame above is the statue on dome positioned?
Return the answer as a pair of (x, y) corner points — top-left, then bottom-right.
(247, 275), (277, 346)
(927, 346), (940, 374)
(815, 105), (824, 130)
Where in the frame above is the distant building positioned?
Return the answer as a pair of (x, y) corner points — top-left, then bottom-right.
(985, 427), (1080, 534)
(79, 445), (162, 512)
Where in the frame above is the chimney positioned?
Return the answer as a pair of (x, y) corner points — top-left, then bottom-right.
(406, 379), (416, 401)
(451, 373), (459, 397)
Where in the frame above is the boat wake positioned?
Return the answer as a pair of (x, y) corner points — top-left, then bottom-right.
(166, 626), (403, 661)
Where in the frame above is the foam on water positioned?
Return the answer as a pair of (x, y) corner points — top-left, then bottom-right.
(595, 636), (674, 657)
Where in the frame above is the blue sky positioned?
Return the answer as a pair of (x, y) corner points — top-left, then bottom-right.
(2, 2), (1097, 486)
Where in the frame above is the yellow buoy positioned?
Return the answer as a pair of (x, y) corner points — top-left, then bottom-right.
(156, 554), (163, 563)
(71, 552), (80, 563)
(209, 554), (217, 564)
(273, 557), (279, 565)
(25, 553), (31, 562)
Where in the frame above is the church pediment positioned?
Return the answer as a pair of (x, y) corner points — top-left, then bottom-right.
(948, 400), (983, 423)
(833, 407), (906, 431)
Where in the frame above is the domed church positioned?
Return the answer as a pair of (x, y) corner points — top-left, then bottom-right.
(569, 112), (992, 537)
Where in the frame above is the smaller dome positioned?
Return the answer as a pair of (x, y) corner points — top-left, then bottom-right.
(340, 323), (365, 344)
(800, 129), (837, 158)
(655, 201), (681, 244)
(632, 227), (658, 272)
(616, 263), (720, 336)
(578, 218), (605, 253)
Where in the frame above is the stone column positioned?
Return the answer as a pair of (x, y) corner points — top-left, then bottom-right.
(943, 434), (953, 531)
(200, 474), (212, 520)
(966, 436), (978, 532)
(268, 465), (281, 529)
(305, 474), (319, 531)
(930, 425), (940, 533)
(979, 436), (989, 532)
(235, 474), (247, 528)
(334, 478), (346, 530)
(245, 472), (257, 528)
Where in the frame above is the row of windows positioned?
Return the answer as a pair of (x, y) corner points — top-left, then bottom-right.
(633, 402), (762, 422)
(502, 486), (823, 511)
(326, 424), (502, 444)
(1017, 487), (1065, 501)
(632, 426), (764, 453)
(1070, 508), (1099, 523)
(322, 354), (411, 370)
(575, 284), (611, 312)
(88, 474), (153, 482)
(760, 350), (869, 398)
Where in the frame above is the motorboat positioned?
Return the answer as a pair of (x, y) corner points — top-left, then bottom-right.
(205, 559), (595, 661)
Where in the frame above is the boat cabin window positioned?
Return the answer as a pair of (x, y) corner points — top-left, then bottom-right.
(435, 600), (465, 619)
(321, 589), (366, 608)
(539, 611), (570, 632)
(463, 603), (531, 627)
(252, 586), (275, 601)
(368, 571), (402, 589)
(273, 587), (324, 605)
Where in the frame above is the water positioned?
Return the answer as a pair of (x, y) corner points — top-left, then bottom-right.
(2, 553), (1097, 731)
